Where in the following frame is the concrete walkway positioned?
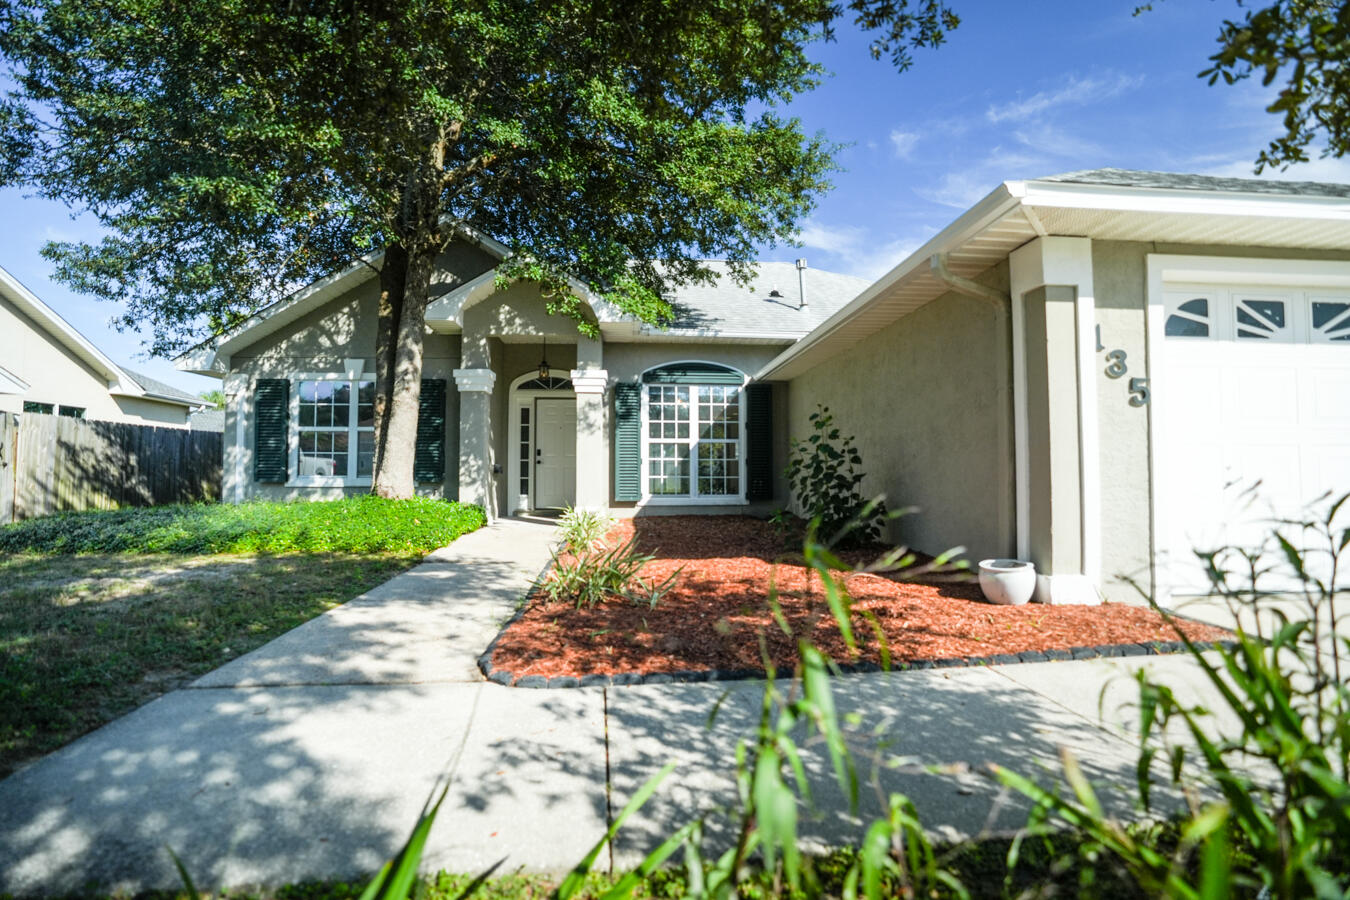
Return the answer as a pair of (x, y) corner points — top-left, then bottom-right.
(0, 519), (1233, 896)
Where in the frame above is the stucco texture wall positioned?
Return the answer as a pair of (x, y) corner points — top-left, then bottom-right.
(785, 277), (1015, 563)
(223, 264), (467, 502)
(0, 297), (189, 426)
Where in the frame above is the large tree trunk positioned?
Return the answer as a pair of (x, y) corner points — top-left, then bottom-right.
(371, 135), (448, 500)
(371, 241), (408, 490)
(373, 245), (435, 498)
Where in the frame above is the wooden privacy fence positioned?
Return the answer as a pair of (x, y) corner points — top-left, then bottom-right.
(0, 412), (222, 523)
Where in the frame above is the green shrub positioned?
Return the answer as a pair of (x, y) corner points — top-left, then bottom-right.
(0, 496), (487, 556)
(784, 406), (886, 545)
(541, 533), (680, 609)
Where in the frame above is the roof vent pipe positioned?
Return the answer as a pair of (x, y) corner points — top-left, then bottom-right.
(795, 258), (808, 308)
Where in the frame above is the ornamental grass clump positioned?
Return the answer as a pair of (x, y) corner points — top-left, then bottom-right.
(542, 514), (680, 609)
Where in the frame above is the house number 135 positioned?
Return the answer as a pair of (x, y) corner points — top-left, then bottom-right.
(1097, 326), (1150, 407)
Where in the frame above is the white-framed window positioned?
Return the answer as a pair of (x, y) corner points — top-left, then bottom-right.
(289, 373), (375, 485)
(641, 380), (745, 502)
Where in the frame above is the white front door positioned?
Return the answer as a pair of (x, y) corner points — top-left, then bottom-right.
(1159, 286), (1350, 593)
(534, 398), (577, 509)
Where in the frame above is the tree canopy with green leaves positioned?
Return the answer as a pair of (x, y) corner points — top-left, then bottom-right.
(0, 0), (958, 496)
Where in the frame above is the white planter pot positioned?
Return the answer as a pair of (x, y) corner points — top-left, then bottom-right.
(977, 559), (1037, 606)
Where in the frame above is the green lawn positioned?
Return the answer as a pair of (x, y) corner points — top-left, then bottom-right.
(0, 498), (486, 778)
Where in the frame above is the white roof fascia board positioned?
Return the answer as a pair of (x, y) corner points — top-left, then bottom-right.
(177, 345), (229, 377)
(107, 387), (202, 408)
(0, 265), (133, 389)
(755, 183), (1022, 380)
(1011, 178), (1350, 222)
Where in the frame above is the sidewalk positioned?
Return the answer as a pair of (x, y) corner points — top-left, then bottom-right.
(0, 518), (1230, 895)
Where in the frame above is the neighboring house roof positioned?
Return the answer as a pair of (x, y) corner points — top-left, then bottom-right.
(758, 167), (1350, 381)
(0, 264), (202, 409)
(121, 368), (207, 407)
(0, 364), (30, 395)
(188, 407), (225, 432)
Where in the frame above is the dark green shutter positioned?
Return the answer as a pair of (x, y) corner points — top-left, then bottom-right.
(745, 382), (773, 500)
(414, 378), (447, 483)
(614, 382), (642, 501)
(254, 379), (289, 483)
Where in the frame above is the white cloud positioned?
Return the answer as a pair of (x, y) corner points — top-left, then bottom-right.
(914, 150), (1045, 209)
(1012, 126), (1107, 161)
(987, 72), (1145, 124)
(795, 219), (934, 281)
(889, 130), (919, 159)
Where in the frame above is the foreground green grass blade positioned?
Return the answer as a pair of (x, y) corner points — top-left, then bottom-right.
(359, 784), (451, 900)
(555, 760), (678, 900)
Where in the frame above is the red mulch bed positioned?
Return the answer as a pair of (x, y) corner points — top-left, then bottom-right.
(490, 516), (1231, 680)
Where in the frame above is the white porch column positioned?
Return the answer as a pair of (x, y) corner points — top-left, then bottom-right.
(570, 368), (609, 512)
(223, 372), (250, 504)
(454, 368), (497, 520)
(1008, 236), (1101, 605)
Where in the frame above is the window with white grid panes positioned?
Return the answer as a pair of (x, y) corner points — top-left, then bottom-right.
(647, 385), (691, 495)
(696, 385), (740, 496)
(518, 407), (531, 496)
(644, 383), (742, 498)
(296, 379), (374, 481)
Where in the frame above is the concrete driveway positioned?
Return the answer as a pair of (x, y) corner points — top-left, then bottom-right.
(0, 518), (1234, 895)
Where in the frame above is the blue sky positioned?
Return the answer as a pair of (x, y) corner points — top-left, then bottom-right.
(3, 0), (1348, 395)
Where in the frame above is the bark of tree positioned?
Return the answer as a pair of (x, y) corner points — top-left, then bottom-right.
(371, 136), (447, 499)
(370, 241), (408, 492)
(374, 245), (434, 498)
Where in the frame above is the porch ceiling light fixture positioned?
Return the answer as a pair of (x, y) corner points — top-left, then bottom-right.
(537, 337), (550, 381)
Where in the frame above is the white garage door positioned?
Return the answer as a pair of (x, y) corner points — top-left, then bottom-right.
(1159, 284), (1350, 593)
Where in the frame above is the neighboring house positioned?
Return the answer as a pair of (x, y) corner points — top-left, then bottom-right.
(0, 265), (205, 427)
(179, 168), (1350, 606)
(188, 407), (226, 432)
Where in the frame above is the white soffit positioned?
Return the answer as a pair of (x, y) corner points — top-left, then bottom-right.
(757, 177), (1350, 381)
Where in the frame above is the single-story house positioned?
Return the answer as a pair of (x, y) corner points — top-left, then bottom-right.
(0, 264), (206, 426)
(180, 169), (1350, 606)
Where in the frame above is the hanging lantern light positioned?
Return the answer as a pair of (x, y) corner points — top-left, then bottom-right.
(537, 336), (550, 381)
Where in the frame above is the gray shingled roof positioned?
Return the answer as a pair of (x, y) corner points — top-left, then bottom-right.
(1040, 167), (1350, 198)
(660, 261), (868, 336)
(188, 408), (225, 431)
(121, 368), (203, 406)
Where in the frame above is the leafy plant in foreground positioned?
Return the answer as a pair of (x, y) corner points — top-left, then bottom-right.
(784, 407), (886, 546)
(994, 489), (1350, 899)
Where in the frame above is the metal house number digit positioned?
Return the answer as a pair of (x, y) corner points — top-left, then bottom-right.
(1129, 377), (1150, 407)
(1104, 349), (1128, 379)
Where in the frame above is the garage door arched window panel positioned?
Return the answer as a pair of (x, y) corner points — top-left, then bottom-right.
(1313, 300), (1350, 342)
(1165, 296), (1212, 338)
(1235, 296), (1292, 341)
